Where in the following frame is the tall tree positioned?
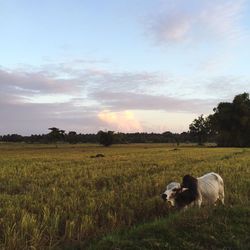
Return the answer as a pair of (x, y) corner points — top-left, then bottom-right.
(48, 127), (65, 146)
(212, 93), (250, 146)
(189, 115), (210, 145)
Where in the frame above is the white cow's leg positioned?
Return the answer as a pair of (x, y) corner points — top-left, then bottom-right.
(220, 192), (225, 205)
(197, 198), (202, 208)
(219, 186), (225, 205)
(196, 191), (202, 208)
(193, 196), (202, 207)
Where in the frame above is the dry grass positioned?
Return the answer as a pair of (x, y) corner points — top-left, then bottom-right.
(0, 143), (249, 249)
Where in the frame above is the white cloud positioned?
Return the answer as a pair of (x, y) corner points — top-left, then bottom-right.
(0, 68), (82, 97)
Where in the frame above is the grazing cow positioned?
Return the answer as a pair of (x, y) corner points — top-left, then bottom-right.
(161, 182), (181, 206)
(175, 172), (225, 209)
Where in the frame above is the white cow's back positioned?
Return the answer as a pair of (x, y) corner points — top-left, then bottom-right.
(197, 172), (224, 205)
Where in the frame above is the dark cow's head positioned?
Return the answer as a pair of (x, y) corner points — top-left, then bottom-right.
(182, 175), (198, 191)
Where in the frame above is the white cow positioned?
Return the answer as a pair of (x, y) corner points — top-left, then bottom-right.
(175, 172), (225, 208)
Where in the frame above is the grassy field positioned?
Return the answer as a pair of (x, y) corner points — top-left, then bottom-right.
(0, 143), (249, 249)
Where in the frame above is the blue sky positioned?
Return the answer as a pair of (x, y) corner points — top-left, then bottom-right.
(0, 0), (250, 134)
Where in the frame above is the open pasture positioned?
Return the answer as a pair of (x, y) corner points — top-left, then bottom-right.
(0, 144), (249, 249)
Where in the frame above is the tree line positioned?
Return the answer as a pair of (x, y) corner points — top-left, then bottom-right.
(0, 128), (195, 145)
(1, 93), (249, 147)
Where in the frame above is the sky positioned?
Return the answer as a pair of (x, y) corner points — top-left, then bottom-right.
(1, 0), (250, 135)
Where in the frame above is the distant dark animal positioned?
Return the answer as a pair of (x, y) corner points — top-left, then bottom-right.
(90, 154), (105, 158)
(175, 172), (225, 209)
(96, 154), (104, 157)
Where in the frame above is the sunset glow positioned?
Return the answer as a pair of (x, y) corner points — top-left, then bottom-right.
(98, 110), (143, 132)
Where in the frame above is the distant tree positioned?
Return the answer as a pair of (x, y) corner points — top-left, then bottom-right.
(98, 130), (114, 146)
(174, 136), (180, 147)
(29, 134), (39, 143)
(113, 132), (127, 144)
(162, 131), (174, 143)
(2, 134), (23, 142)
(189, 115), (211, 145)
(48, 127), (65, 146)
(67, 131), (78, 144)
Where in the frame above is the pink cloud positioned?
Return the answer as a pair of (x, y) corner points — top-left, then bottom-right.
(147, 0), (247, 45)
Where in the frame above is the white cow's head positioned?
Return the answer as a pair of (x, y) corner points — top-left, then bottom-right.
(161, 182), (181, 206)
